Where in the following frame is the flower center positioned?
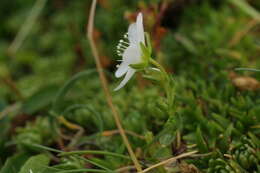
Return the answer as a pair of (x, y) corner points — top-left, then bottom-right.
(116, 33), (129, 56)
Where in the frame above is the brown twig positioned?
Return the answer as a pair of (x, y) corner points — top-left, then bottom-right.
(1, 76), (23, 100)
(102, 130), (145, 140)
(57, 116), (85, 149)
(0, 103), (21, 120)
(138, 150), (198, 173)
(86, 0), (142, 171)
(229, 19), (259, 47)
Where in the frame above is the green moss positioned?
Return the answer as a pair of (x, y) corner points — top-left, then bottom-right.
(0, 0), (259, 172)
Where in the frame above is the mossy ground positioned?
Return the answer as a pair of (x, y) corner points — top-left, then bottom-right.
(0, 0), (259, 172)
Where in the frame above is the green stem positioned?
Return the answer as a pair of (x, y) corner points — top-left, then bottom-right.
(149, 59), (169, 81)
(149, 58), (174, 115)
(59, 150), (130, 160)
(235, 68), (260, 72)
(56, 169), (108, 173)
(75, 156), (114, 172)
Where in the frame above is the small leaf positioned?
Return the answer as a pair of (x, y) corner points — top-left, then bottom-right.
(63, 104), (104, 132)
(219, 124), (233, 152)
(248, 132), (260, 148)
(0, 153), (31, 173)
(159, 133), (176, 147)
(174, 33), (197, 54)
(196, 126), (208, 152)
(52, 69), (96, 113)
(139, 42), (150, 62)
(23, 85), (59, 114)
(229, 0), (260, 20)
(156, 114), (182, 146)
(129, 62), (147, 70)
(212, 113), (230, 128)
(145, 32), (152, 54)
(18, 154), (50, 173)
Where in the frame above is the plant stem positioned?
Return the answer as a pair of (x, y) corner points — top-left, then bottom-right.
(149, 58), (169, 81)
(235, 68), (260, 72)
(86, 0), (142, 172)
(59, 150), (130, 160)
(149, 58), (174, 115)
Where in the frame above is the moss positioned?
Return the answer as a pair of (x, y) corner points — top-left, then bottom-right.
(0, 0), (259, 172)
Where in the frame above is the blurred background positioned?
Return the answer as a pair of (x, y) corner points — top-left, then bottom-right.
(0, 0), (260, 172)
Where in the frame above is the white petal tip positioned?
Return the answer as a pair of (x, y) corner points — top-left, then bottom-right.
(138, 12), (142, 17)
(115, 69), (124, 78)
(114, 84), (125, 91)
(113, 87), (120, 91)
(114, 84), (124, 91)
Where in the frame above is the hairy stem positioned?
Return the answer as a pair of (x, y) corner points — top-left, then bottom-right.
(149, 58), (174, 115)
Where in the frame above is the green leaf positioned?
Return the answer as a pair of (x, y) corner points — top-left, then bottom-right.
(0, 153), (31, 173)
(159, 133), (176, 147)
(0, 118), (11, 155)
(62, 104), (104, 132)
(248, 132), (260, 148)
(174, 33), (197, 54)
(219, 124), (233, 152)
(129, 62), (147, 70)
(155, 114), (182, 147)
(196, 126), (208, 152)
(52, 69), (96, 113)
(23, 85), (59, 114)
(212, 113), (230, 128)
(229, 0), (260, 20)
(144, 32), (152, 54)
(18, 154), (50, 173)
(139, 42), (150, 62)
(229, 160), (247, 173)
(156, 117), (180, 146)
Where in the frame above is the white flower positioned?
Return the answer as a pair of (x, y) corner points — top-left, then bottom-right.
(29, 169), (33, 173)
(114, 13), (145, 91)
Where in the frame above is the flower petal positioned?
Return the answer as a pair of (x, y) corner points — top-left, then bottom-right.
(128, 23), (138, 44)
(114, 68), (136, 91)
(136, 13), (145, 44)
(115, 44), (141, 78)
(115, 61), (129, 78)
(122, 44), (141, 64)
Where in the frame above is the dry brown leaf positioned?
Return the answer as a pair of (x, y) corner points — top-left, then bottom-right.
(178, 161), (201, 173)
(229, 72), (260, 91)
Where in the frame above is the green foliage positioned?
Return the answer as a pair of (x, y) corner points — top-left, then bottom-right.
(15, 117), (55, 152)
(18, 154), (50, 173)
(0, 0), (259, 172)
(231, 136), (259, 171)
(23, 85), (59, 114)
(0, 153), (31, 173)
